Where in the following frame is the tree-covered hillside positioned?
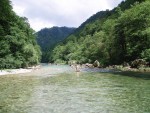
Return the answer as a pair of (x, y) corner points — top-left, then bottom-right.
(51, 0), (150, 66)
(36, 27), (75, 62)
(0, 0), (41, 69)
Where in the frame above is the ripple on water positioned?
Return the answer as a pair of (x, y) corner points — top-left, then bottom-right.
(0, 65), (150, 113)
(81, 67), (119, 73)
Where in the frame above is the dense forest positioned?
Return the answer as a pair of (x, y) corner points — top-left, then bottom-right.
(36, 27), (75, 62)
(1, 0), (150, 69)
(0, 0), (41, 69)
(50, 0), (150, 66)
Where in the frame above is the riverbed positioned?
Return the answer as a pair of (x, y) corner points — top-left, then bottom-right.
(0, 64), (150, 113)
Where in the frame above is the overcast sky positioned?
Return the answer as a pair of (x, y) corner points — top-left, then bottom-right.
(11, 0), (123, 31)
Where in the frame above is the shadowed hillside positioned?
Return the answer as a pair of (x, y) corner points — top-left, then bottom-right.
(36, 27), (75, 62)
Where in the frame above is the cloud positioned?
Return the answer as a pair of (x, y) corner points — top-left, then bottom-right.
(11, 0), (123, 31)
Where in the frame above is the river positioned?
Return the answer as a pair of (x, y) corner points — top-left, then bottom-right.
(0, 64), (150, 113)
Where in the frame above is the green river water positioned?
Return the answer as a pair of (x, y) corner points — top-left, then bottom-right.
(0, 65), (150, 113)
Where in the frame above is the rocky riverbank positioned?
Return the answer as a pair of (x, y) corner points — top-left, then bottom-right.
(107, 65), (150, 72)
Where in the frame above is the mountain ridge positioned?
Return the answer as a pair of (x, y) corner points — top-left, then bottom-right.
(36, 26), (76, 62)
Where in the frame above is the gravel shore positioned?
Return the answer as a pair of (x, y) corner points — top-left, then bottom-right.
(0, 69), (33, 76)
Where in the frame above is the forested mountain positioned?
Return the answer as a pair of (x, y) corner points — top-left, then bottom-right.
(36, 27), (75, 62)
(68, 0), (144, 37)
(0, 0), (41, 69)
(51, 0), (150, 66)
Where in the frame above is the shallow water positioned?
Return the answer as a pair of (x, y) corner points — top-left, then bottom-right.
(0, 65), (150, 113)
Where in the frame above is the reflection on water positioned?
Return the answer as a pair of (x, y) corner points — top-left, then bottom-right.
(76, 72), (80, 77)
(0, 65), (150, 113)
(81, 67), (119, 73)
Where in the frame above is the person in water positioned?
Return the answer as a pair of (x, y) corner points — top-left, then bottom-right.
(71, 64), (80, 72)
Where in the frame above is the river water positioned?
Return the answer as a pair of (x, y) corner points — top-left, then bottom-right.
(0, 64), (150, 113)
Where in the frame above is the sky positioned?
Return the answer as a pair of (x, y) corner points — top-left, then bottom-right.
(11, 0), (123, 31)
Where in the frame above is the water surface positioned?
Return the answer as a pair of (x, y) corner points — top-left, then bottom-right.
(0, 65), (150, 113)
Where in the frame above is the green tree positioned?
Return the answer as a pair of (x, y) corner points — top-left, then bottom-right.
(114, 1), (150, 63)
